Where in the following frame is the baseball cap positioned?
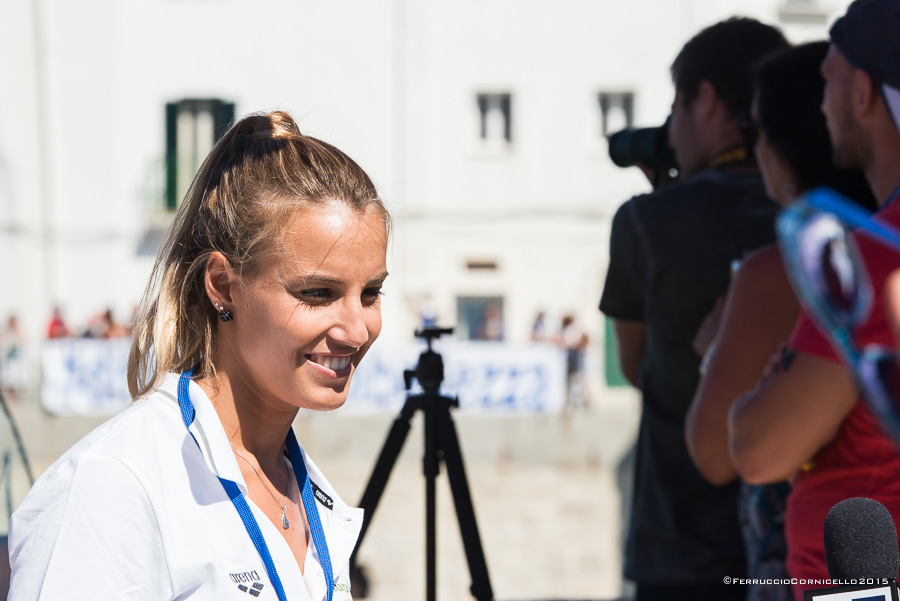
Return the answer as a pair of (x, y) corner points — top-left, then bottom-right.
(831, 0), (900, 130)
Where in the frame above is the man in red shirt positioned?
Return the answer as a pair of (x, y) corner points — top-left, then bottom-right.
(728, 0), (900, 598)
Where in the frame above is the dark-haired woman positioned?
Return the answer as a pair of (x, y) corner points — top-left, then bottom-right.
(9, 111), (389, 601)
(686, 41), (876, 601)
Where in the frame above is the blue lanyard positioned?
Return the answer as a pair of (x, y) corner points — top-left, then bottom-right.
(177, 370), (334, 601)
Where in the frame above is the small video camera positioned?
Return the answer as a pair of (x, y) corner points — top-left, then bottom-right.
(404, 327), (454, 394)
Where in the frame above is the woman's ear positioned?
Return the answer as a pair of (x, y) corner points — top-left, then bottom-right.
(204, 251), (236, 310)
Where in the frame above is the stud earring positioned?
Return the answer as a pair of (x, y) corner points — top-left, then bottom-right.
(215, 302), (234, 322)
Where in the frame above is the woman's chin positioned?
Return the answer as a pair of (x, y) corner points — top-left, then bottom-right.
(298, 391), (350, 413)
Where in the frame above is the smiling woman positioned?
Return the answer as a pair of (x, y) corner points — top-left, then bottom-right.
(8, 112), (390, 601)
(207, 202), (388, 414)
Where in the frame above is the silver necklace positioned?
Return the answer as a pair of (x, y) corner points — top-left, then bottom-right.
(231, 443), (291, 530)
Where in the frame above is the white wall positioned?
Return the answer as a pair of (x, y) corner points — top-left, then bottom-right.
(0, 0), (854, 395)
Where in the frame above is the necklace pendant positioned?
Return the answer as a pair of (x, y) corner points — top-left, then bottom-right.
(282, 511), (290, 530)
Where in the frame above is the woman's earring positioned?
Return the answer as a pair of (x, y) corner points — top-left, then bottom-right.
(215, 302), (234, 323)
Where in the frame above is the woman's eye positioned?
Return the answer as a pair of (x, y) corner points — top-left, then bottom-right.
(362, 287), (383, 302)
(297, 286), (383, 305)
(300, 289), (333, 300)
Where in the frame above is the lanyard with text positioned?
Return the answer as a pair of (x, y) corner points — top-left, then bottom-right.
(178, 369), (334, 601)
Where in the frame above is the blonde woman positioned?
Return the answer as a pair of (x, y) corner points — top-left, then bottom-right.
(8, 112), (389, 601)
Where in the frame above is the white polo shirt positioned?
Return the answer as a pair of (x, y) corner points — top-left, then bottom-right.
(8, 373), (363, 601)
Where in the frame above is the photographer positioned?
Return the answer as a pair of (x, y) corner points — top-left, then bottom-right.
(600, 18), (788, 601)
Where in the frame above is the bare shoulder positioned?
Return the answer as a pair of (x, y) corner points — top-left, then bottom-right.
(738, 244), (784, 279)
(732, 244), (792, 303)
(715, 243), (798, 347)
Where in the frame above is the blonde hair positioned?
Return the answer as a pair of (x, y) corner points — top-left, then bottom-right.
(127, 111), (389, 399)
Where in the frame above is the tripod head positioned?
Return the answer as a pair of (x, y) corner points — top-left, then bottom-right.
(404, 327), (453, 395)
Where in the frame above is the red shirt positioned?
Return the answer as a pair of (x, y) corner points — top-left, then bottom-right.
(787, 199), (900, 599)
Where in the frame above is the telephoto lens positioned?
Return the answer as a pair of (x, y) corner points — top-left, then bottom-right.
(607, 117), (677, 172)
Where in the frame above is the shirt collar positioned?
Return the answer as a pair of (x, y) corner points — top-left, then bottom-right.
(157, 372), (363, 564)
(300, 450), (364, 576)
(158, 372), (248, 494)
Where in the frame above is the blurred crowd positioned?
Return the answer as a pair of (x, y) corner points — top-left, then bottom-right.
(45, 307), (131, 340)
(0, 308), (131, 404)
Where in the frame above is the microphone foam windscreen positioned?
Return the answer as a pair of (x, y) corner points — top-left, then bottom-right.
(824, 497), (900, 580)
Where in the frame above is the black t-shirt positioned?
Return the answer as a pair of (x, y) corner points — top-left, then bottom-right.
(600, 167), (779, 585)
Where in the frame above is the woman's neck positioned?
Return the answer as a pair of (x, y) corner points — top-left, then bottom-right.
(196, 370), (299, 472)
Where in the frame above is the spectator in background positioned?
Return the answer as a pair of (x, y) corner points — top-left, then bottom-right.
(87, 308), (128, 339)
(729, 1), (900, 596)
(474, 302), (503, 341)
(600, 17), (788, 601)
(103, 309), (127, 338)
(685, 41), (876, 601)
(531, 311), (550, 342)
(46, 306), (70, 339)
(0, 314), (24, 405)
(560, 314), (589, 409)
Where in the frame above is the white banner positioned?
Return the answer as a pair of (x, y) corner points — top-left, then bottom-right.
(40, 339), (567, 416)
(41, 338), (132, 416)
(345, 340), (566, 414)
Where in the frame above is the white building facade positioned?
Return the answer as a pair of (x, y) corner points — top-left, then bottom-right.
(0, 0), (851, 398)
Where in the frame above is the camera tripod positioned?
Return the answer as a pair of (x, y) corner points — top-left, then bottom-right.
(350, 328), (494, 601)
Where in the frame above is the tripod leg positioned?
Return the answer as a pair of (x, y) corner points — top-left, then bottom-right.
(424, 408), (438, 601)
(351, 399), (418, 568)
(434, 407), (495, 601)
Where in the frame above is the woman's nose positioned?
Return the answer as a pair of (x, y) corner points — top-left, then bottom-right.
(330, 297), (370, 349)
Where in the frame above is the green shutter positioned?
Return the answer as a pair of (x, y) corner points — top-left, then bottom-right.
(165, 102), (178, 211)
(214, 101), (236, 141)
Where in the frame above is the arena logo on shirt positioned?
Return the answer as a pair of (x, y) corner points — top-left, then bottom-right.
(230, 570), (262, 584)
(311, 481), (334, 509)
(230, 571), (265, 596)
(236, 582), (264, 597)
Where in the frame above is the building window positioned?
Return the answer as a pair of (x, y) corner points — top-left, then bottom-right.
(466, 259), (498, 271)
(598, 92), (634, 137)
(778, 0), (828, 21)
(476, 93), (512, 146)
(457, 296), (504, 341)
(165, 99), (235, 210)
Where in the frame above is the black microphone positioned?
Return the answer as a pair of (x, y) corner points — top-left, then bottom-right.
(824, 497), (900, 581)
